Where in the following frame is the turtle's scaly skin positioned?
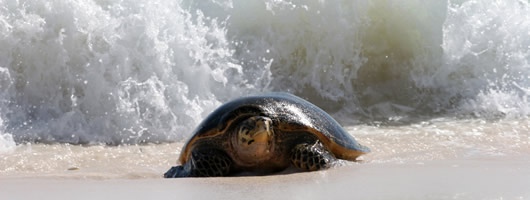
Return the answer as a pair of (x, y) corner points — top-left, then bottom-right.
(291, 142), (334, 171)
(165, 93), (370, 177)
(164, 149), (231, 178)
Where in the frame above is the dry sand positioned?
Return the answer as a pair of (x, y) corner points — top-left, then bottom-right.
(1, 158), (529, 200)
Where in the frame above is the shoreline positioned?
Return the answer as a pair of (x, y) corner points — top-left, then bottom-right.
(2, 158), (529, 200)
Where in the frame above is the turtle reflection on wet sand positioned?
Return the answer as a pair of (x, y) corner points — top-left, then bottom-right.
(164, 93), (370, 178)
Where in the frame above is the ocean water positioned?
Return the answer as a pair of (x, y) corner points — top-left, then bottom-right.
(0, 0), (529, 179)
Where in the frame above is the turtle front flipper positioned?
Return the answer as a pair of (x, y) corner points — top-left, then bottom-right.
(164, 149), (232, 178)
(291, 142), (336, 171)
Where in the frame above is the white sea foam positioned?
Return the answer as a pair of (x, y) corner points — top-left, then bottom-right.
(0, 0), (271, 145)
(0, 132), (15, 153)
(0, 0), (529, 146)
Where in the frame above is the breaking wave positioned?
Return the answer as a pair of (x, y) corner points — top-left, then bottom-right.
(0, 0), (529, 150)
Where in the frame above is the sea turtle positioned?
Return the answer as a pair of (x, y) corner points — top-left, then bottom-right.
(164, 93), (370, 178)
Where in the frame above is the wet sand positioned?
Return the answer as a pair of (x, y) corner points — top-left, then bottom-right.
(1, 158), (529, 200)
(1, 120), (529, 199)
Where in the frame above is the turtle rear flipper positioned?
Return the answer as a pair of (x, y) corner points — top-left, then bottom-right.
(291, 142), (336, 171)
(164, 166), (187, 178)
(164, 149), (232, 178)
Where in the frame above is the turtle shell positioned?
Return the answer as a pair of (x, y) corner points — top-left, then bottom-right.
(178, 92), (370, 164)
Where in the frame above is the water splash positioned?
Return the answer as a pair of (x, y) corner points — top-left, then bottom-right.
(0, 0), (529, 146)
(0, 0), (270, 145)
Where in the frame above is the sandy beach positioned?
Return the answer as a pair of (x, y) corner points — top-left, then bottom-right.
(1, 119), (530, 199)
(1, 158), (529, 200)
(1, 0), (530, 199)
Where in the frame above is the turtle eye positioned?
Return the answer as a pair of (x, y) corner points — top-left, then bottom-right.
(239, 118), (256, 136)
(240, 126), (251, 135)
(241, 122), (255, 134)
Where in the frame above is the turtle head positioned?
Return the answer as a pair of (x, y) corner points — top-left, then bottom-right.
(233, 116), (274, 161)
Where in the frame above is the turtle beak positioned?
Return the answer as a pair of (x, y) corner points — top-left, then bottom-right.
(251, 118), (272, 143)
